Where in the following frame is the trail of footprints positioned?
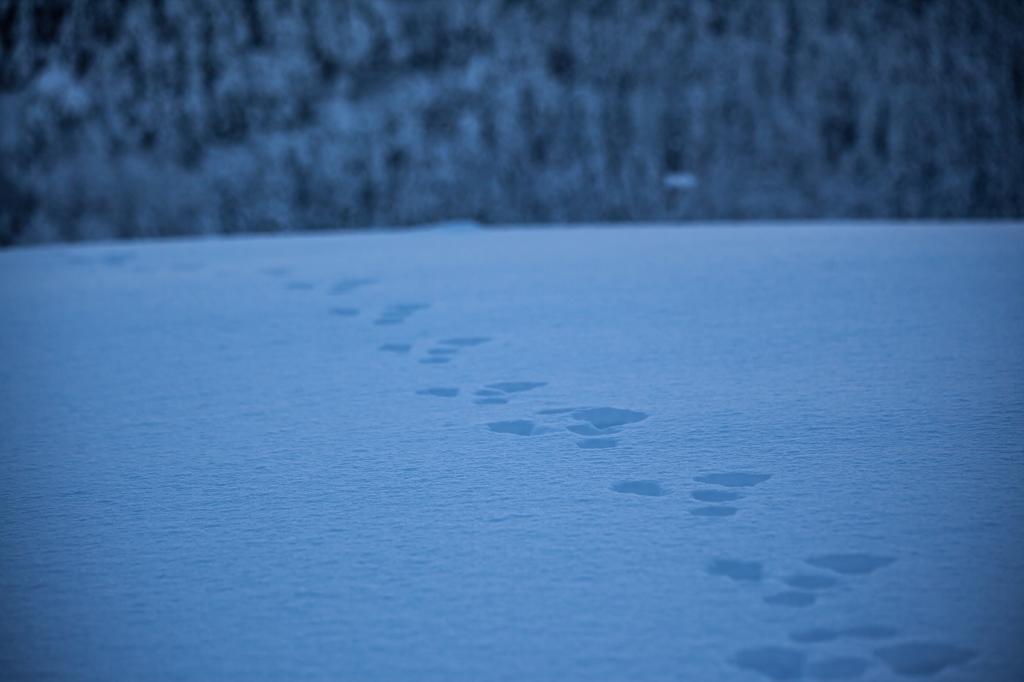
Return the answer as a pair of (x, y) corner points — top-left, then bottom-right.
(305, 273), (494, 365)
(486, 406), (650, 450)
(710, 547), (974, 679)
(304, 270), (975, 680)
(688, 472), (772, 516)
(402, 336), (492, 365)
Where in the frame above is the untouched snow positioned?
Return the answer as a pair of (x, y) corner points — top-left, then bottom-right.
(0, 222), (1022, 681)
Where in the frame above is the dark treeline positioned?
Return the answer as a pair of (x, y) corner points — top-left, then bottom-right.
(1, 0), (1021, 244)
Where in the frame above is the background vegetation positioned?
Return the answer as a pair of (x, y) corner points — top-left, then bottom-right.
(1, 0), (1021, 244)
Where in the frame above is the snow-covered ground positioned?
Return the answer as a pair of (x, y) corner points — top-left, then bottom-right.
(1, 222), (1021, 681)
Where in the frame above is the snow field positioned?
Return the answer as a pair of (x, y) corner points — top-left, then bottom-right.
(1, 222), (1022, 680)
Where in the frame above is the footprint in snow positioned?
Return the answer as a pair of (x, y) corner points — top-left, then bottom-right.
(420, 338), (492, 366)
(473, 382), (545, 405)
(571, 407), (648, 429)
(439, 337), (490, 347)
(487, 382), (547, 393)
(691, 489), (742, 503)
(562, 407), (647, 448)
(487, 420), (555, 436)
(329, 277), (377, 295)
(874, 642), (976, 677)
(688, 473), (769, 516)
(567, 424), (619, 436)
(374, 303), (429, 326)
(417, 388), (458, 398)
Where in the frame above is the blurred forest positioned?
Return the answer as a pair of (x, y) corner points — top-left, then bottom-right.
(1, 0), (1022, 244)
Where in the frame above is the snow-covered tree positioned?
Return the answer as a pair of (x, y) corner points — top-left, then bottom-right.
(0, 0), (1020, 243)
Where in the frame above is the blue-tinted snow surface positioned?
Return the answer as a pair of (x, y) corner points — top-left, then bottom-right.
(1, 223), (1022, 680)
